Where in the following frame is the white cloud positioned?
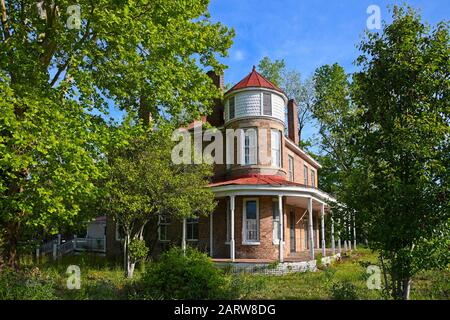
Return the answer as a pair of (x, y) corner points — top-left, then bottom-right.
(232, 49), (245, 61)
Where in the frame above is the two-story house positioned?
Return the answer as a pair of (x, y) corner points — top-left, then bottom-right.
(106, 66), (339, 264)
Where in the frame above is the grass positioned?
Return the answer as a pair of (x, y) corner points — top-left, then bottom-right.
(10, 248), (450, 300)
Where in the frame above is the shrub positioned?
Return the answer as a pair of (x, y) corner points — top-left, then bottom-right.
(0, 267), (57, 300)
(136, 247), (228, 299)
(128, 239), (149, 263)
(330, 280), (358, 300)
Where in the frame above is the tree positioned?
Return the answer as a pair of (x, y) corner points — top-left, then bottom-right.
(312, 64), (355, 194)
(258, 57), (314, 142)
(0, 0), (233, 268)
(350, 6), (450, 299)
(258, 57), (286, 87)
(105, 124), (215, 278)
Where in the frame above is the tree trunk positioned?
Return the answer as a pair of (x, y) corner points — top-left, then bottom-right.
(402, 278), (411, 300)
(127, 260), (135, 279)
(4, 221), (20, 270)
(123, 234), (129, 277)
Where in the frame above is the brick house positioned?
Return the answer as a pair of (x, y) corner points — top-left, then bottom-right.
(107, 66), (343, 263)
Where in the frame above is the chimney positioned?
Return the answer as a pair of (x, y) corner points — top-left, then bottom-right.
(206, 70), (224, 92)
(287, 99), (299, 145)
(206, 70), (225, 127)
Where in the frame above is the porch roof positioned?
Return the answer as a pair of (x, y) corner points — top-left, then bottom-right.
(209, 174), (336, 206)
(209, 174), (302, 188)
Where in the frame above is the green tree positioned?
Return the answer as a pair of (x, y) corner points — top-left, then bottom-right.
(257, 57), (286, 87)
(0, 0), (233, 268)
(105, 124), (215, 278)
(350, 6), (450, 299)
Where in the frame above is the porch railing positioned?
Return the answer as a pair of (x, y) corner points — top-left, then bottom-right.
(37, 237), (106, 259)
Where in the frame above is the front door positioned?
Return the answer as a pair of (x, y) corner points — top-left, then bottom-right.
(289, 211), (296, 252)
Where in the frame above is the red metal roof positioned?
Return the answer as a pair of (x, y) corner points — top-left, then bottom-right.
(209, 174), (307, 188)
(226, 66), (286, 95)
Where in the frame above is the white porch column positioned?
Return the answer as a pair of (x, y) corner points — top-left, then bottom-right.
(308, 197), (314, 260)
(278, 195), (284, 263)
(331, 212), (336, 255)
(353, 212), (357, 250)
(230, 195), (235, 262)
(182, 218), (187, 253)
(209, 212), (214, 257)
(337, 218), (342, 254)
(321, 203), (326, 257)
(347, 213), (352, 251)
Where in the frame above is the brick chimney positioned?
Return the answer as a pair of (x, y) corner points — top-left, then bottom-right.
(287, 99), (299, 145)
(206, 70), (225, 127)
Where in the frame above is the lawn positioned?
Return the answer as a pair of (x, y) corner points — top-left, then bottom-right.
(4, 248), (449, 300)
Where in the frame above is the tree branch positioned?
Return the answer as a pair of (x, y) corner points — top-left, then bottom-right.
(1, 0), (10, 40)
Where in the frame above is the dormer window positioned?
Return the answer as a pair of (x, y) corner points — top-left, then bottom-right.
(263, 93), (272, 116)
(229, 96), (235, 120)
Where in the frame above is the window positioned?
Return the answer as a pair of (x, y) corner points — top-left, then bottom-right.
(159, 215), (170, 242)
(271, 129), (281, 167)
(243, 199), (259, 243)
(311, 170), (315, 188)
(263, 93), (272, 115)
(288, 156), (294, 181)
(243, 129), (257, 165)
(272, 199), (281, 244)
(304, 165), (309, 186)
(186, 217), (199, 241)
(229, 96), (235, 120)
(284, 106), (289, 137)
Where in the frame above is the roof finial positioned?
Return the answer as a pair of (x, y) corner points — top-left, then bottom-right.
(252, 65), (256, 71)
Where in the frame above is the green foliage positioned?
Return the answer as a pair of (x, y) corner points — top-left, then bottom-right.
(330, 280), (358, 300)
(137, 247), (228, 299)
(0, 0), (233, 267)
(257, 57), (286, 86)
(105, 125), (216, 277)
(258, 57), (314, 141)
(349, 6), (450, 299)
(0, 267), (57, 300)
(128, 239), (148, 263)
(310, 5), (449, 300)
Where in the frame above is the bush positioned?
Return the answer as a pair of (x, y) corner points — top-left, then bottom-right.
(135, 247), (228, 299)
(0, 267), (57, 300)
(330, 280), (358, 300)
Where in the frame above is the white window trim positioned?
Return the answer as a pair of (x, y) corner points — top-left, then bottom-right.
(288, 155), (294, 182)
(158, 215), (170, 243)
(311, 169), (316, 188)
(186, 217), (199, 241)
(242, 128), (257, 166)
(304, 164), (309, 186)
(271, 129), (281, 168)
(242, 198), (260, 245)
(263, 92), (272, 116)
(272, 198), (281, 245)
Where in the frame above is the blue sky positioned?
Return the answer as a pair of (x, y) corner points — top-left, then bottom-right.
(107, 1), (448, 141)
(208, 0), (449, 141)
